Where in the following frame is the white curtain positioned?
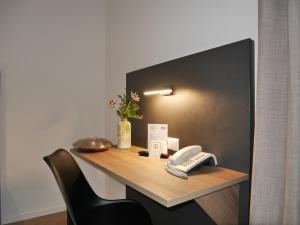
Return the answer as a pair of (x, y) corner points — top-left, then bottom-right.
(250, 0), (300, 225)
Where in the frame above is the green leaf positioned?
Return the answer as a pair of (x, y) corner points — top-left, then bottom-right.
(112, 91), (143, 120)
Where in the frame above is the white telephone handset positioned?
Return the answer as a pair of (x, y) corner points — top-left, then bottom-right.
(169, 145), (202, 164)
(165, 145), (218, 179)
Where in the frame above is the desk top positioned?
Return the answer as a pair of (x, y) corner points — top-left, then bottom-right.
(71, 146), (248, 207)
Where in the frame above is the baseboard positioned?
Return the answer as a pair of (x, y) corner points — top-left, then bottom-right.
(2, 205), (66, 224)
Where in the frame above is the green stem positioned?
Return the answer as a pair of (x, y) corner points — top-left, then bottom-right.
(126, 99), (132, 117)
(117, 108), (123, 119)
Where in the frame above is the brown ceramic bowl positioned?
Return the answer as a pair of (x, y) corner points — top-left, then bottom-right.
(72, 137), (113, 152)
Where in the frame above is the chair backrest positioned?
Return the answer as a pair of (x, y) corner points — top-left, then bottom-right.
(43, 149), (93, 225)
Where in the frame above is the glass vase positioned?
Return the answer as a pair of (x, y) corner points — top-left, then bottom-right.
(117, 118), (131, 149)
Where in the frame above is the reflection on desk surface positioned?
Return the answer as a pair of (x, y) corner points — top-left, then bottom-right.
(71, 146), (248, 208)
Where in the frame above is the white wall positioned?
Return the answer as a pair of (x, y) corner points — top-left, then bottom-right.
(105, 0), (258, 142)
(0, 0), (107, 223)
(0, 0), (258, 223)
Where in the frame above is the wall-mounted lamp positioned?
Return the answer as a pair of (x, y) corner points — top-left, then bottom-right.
(143, 88), (173, 96)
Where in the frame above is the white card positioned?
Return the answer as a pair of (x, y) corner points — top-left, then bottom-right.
(148, 124), (168, 157)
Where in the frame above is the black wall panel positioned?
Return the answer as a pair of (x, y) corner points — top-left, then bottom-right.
(126, 39), (254, 224)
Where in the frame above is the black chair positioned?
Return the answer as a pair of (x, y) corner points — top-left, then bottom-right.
(44, 149), (152, 225)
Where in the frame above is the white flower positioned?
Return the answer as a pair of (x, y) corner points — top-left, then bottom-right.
(131, 91), (140, 102)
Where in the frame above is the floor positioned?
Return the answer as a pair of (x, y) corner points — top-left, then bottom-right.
(5, 212), (66, 225)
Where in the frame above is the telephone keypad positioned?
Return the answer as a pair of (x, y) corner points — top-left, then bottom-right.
(180, 154), (205, 168)
(181, 159), (194, 167)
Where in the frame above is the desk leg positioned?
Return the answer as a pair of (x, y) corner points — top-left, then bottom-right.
(195, 184), (239, 225)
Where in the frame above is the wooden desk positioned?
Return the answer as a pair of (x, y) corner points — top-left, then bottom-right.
(71, 146), (248, 225)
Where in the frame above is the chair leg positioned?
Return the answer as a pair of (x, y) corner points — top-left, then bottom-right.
(67, 211), (75, 225)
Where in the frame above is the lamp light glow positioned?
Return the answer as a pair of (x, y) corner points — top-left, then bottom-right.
(143, 88), (173, 96)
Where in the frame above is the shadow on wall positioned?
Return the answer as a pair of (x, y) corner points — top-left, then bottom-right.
(1, 192), (22, 225)
(0, 70), (24, 225)
(0, 71), (6, 224)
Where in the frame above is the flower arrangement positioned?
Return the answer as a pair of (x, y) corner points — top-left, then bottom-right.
(109, 91), (143, 120)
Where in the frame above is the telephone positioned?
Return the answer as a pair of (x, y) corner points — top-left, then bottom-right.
(165, 145), (218, 179)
